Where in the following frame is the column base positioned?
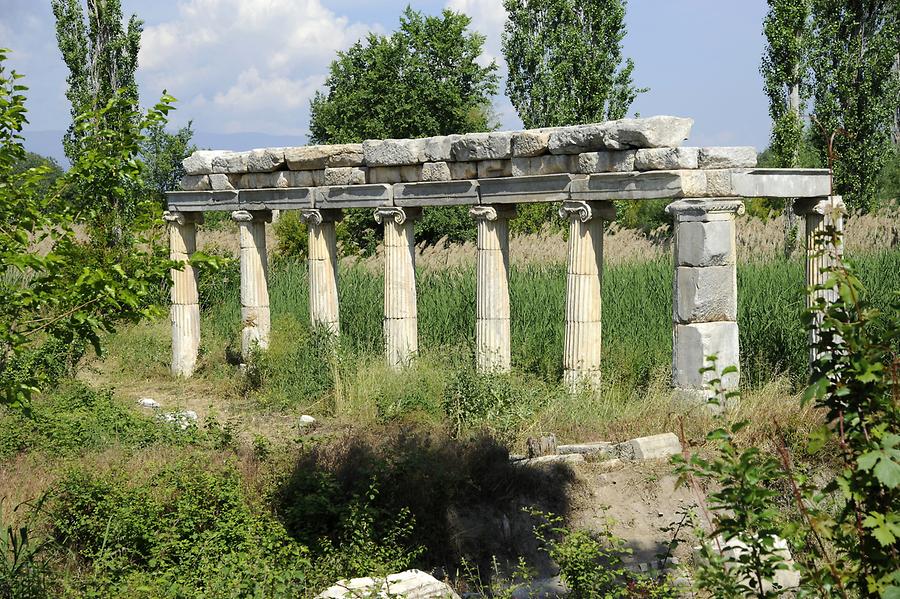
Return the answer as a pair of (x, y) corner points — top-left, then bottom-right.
(563, 369), (602, 392)
(171, 303), (200, 377)
(241, 306), (271, 358)
(672, 321), (739, 392)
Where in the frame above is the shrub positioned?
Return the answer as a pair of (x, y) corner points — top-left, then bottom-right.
(273, 211), (308, 260)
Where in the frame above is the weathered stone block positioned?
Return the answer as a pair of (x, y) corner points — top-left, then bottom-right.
(285, 144), (364, 169)
(635, 147), (699, 171)
(452, 132), (513, 161)
(209, 173), (237, 191)
(699, 146), (757, 169)
(316, 569), (461, 599)
(182, 150), (221, 175)
(283, 170), (319, 188)
(363, 138), (425, 166)
(577, 150), (636, 173)
(549, 116), (693, 154)
(676, 220), (735, 267)
(317, 184), (392, 209)
(675, 266), (737, 323)
(211, 151), (249, 174)
(180, 175), (210, 191)
(423, 135), (461, 162)
(731, 169), (831, 198)
(477, 159), (513, 178)
(511, 130), (552, 157)
(481, 174), (575, 204)
(570, 171), (683, 201)
(394, 180), (479, 207)
(511, 154), (576, 177)
(368, 166), (422, 184)
(323, 166), (367, 186)
(239, 172), (287, 189)
(449, 161), (478, 180)
(420, 162), (451, 182)
(673, 321), (740, 390)
(617, 433), (682, 461)
(246, 148), (286, 172)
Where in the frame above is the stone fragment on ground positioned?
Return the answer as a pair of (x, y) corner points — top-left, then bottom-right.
(316, 569), (460, 599)
(298, 414), (317, 426)
(137, 397), (160, 409)
(707, 534), (801, 593)
(158, 410), (198, 430)
(515, 454), (585, 467)
(614, 433), (682, 461)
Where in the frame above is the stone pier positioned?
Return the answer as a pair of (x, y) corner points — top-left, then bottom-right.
(794, 196), (846, 364)
(470, 205), (516, 372)
(233, 209), (272, 359)
(375, 207), (421, 369)
(559, 200), (616, 389)
(165, 211), (203, 377)
(667, 199), (744, 398)
(301, 208), (342, 334)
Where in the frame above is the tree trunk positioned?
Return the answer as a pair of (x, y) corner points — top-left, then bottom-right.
(784, 81), (802, 258)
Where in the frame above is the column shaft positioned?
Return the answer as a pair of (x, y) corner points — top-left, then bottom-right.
(301, 209), (342, 334)
(375, 207), (421, 369)
(165, 211), (203, 377)
(471, 205), (516, 373)
(233, 210), (272, 359)
(795, 196), (846, 364)
(665, 199), (744, 400)
(560, 201), (615, 390)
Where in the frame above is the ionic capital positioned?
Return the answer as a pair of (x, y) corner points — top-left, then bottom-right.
(231, 209), (273, 223)
(299, 208), (343, 226)
(163, 210), (204, 226)
(469, 205), (518, 222)
(373, 206), (421, 225)
(793, 196), (846, 218)
(665, 198), (745, 220)
(558, 201), (616, 223)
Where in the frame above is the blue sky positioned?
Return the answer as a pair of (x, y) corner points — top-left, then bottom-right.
(1, 0), (771, 160)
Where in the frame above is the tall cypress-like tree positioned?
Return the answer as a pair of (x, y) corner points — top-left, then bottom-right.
(502, 0), (645, 129)
(809, 0), (899, 213)
(52, 0), (142, 163)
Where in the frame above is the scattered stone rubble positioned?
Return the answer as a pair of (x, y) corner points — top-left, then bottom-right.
(513, 433), (682, 466)
(178, 116), (759, 193)
(316, 569), (460, 599)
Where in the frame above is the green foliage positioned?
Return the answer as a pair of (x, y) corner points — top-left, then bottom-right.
(309, 7), (499, 144)
(809, 1), (900, 213)
(51, 0), (142, 164)
(0, 51), (173, 409)
(273, 211), (309, 260)
(442, 368), (546, 439)
(415, 205), (477, 247)
(139, 120), (195, 206)
(13, 152), (64, 198)
(502, 0), (645, 128)
(0, 503), (51, 599)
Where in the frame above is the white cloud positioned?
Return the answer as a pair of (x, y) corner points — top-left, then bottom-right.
(137, 0), (378, 136)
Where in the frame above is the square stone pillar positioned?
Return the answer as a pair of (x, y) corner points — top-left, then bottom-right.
(232, 209), (272, 360)
(665, 199), (745, 399)
(559, 200), (616, 390)
(794, 196), (846, 365)
(300, 209), (342, 335)
(165, 211), (204, 377)
(470, 205), (517, 373)
(375, 207), (422, 369)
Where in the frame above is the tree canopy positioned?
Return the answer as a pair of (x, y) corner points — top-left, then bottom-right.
(502, 0), (644, 129)
(309, 7), (499, 144)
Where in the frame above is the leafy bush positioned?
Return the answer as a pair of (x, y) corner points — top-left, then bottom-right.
(273, 211), (308, 260)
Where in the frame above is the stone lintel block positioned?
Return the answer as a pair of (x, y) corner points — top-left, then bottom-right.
(239, 187), (313, 210)
(577, 150), (636, 174)
(570, 171), (683, 201)
(452, 131), (513, 161)
(363, 138), (425, 166)
(676, 219), (735, 267)
(368, 165), (423, 184)
(511, 154), (577, 177)
(549, 116), (694, 154)
(209, 173), (239, 191)
(448, 161), (478, 180)
(699, 146), (758, 169)
(731, 169), (831, 198)
(675, 266), (737, 323)
(635, 147), (699, 171)
(317, 184), (393, 209)
(616, 433), (682, 461)
(479, 174), (577, 204)
(211, 151), (249, 174)
(420, 162), (452, 182)
(678, 170), (738, 198)
(477, 159), (513, 179)
(183, 150), (228, 175)
(673, 321), (740, 390)
(284, 144), (364, 170)
(423, 135), (461, 162)
(394, 180), (479, 207)
(666, 199), (745, 223)
(511, 129), (553, 157)
(246, 148), (286, 172)
(166, 190), (240, 212)
(180, 174), (211, 191)
(323, 166), (367, 186)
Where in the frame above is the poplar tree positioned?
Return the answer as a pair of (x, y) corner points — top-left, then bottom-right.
(502, 0), (644, 129)
(809, 0), (900, 213)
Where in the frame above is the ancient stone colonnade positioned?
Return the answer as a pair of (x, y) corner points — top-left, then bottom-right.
(166, 116), (836, 398)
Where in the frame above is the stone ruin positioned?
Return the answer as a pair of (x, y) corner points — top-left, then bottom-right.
(165, 116), (841, 400)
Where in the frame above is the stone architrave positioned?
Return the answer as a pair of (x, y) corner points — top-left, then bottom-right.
(794, 196), (846, 365)
(165, 211), (204, 377)
(559, 200), (616, 390)
(470, 205), (517, 373)
(375, 207), (422, 369)
(665, 199), (745, 401)
(232, 209), (272, 360)
(300, 209), (342, 335)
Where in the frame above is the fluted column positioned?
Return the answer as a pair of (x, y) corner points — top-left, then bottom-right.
(300, 209), (342, 335)
(665, 199), (744, 401)
(375, 207), (422, 369)
(233, 209), (272, 360)
(470, 205), (517, 373)
(165, 211), (204, 377)
(794, 196), (846, 365)
(560, 201), (616, 390)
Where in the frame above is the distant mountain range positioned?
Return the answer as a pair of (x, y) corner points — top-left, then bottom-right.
(23, 130), (309, 169)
